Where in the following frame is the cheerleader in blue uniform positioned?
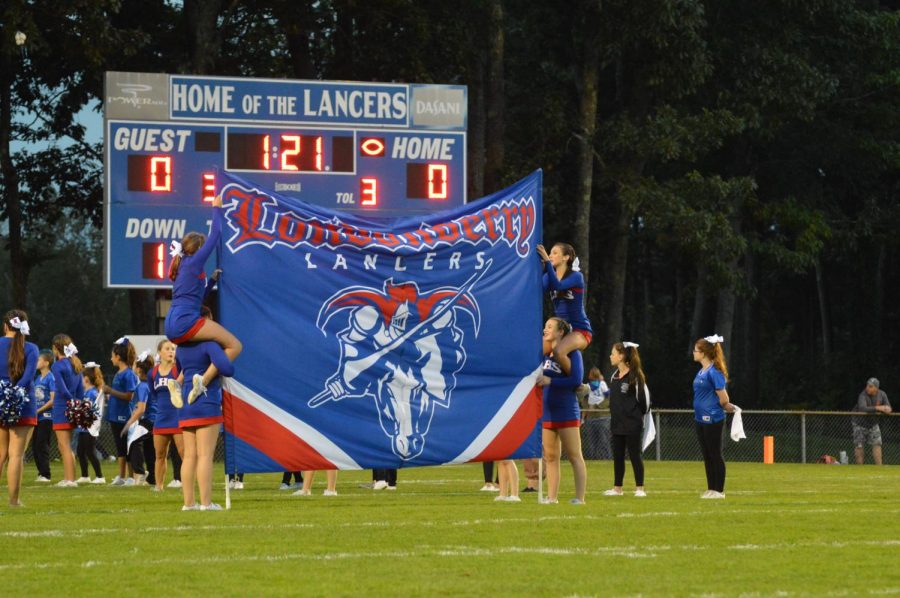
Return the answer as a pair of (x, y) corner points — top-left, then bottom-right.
(50, 333), (84, 487)
(123, 352), (157, 486)
(164, 194), (241, 405)
(0, 310), (38, 506)
(150, 339), (183, 491)
(692, 335), (735, 499)
(177, 340), (234, 511)
(77, 364), (105, 484)
(537, 243), (592, 377)
(103, 338), (139, 485)
(537, 317), (587, 504)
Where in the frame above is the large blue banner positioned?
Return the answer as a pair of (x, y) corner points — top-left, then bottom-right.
(218, 171), (543, 471)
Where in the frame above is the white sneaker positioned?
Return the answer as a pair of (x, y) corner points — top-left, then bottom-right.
(700, 490), (721, 499)
(200, 503), (223, 511)
(372, 480), (388, 490)
(494, 495), (509, 502)
(233, 481), (244, 490)
(76, 476), (91, 484)
(151, 486), (163, 492)
(506, 495), (522, 502)
(56, 480), (77, 488)
(569, 498), (585, 505)
(111, 476), (126, 486)
(137, 475), (149, 486)
(187, 374), (207, 404)
(167, 379), (184, 408)
(634, 489), (647, 497)
(35, 475), (51, 483)
(603, 488), (623, 496)
(540, 497), (558, 504)
(708, 491), (726, 499)
(167, 479), (182, 489)
(91, 477), (106, 485)
(123, 478), (135, 487)
(227, 479), (235, 490)
(386, 485), (397, 491)
(323, 489), (337, 496)
(278, 483), (291, 490)
(292, 489), (311, 496)
(181, 504), (199, 511)
(480, 483), (499, 492)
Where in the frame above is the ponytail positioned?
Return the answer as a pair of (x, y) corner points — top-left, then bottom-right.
(168, 231), (206, 281)
(612, 341), (647, 387)
(111, 338), (136, 366)
(52, 333), (83, 374)
(84, 364), (104, 389)
(168, 254), (182, 282)
(695, 338), (730, 382)
(3, 309), (27, 382)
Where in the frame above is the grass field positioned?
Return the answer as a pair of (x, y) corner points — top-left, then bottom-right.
(1, 461), (898, 597)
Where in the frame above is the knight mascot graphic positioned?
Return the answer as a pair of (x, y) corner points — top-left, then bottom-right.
(308, 263), (489, 460)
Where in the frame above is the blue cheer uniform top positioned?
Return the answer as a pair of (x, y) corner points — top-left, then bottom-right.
(0, 337), (39, 426)
(150, 363), (181, 434)
(541, 350), (583, 428)
(164, 207), (223, 344)
(542, 262), (592, 335)
(177, 341), (234, 428)
(106, 367), (139, 424)
(50, 357), (84, 430)
(693, 365), (727, 424)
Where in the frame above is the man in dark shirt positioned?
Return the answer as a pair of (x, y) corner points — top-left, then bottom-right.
(852, 378), (892, 465)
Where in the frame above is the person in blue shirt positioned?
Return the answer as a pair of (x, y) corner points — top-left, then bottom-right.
(50, 333), (83, 488)
(150, 339), (184, 491)
(0, 310), (39, 506)
(102, 337), (139, 485)
(123, 352), (157, 486)
(537, 243), (593, 378)
(164, 194), (242, 405)
(31, 350), (56, 482)
(177, 338), (234, 511)
(76, 365), (105, 484)
(537, 316), (587, 505)
(692, 335), (735, 499)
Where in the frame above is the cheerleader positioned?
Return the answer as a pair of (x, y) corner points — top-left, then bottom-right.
(177, 338), (234, 511)
(102, 337), (139, 485)
(537, 317), (587, 504)
(536, 243), (592, 376)
(692, 335), (735, 499)
(123, 352), (156, 486)
(0, 310), (38, 506)
(150, 340), (184, 491)
(50, 334), (83, 487)
(165, 194), (241, 405)
(76, 364), (105, 484)
(604, 342), (649, 497)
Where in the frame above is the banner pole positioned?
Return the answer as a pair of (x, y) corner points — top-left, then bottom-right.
(225, 473), (232, 510)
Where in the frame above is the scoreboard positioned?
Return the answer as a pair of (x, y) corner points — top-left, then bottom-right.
(104, 72), (467, 288)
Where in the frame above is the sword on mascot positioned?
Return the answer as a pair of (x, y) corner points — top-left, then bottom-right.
(307, 260), (492, 408)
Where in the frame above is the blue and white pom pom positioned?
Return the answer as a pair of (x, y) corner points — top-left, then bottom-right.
(0, 380), (29, 427)
(65, 399), (98, 429)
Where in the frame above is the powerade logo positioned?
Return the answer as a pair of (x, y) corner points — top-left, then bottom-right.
(221, 183), (536, 257)
(106, 83), (167, 110)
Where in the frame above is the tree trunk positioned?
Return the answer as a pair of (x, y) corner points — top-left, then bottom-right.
(572, 0), (602, 282)
(483, 0), (505, 194)
(600, 199), (630, 352)
(274, 1), (316, 79)
(689, 265), (708, 354)
(468, 48), (487, 200)
(715, 286), (736, 366)
(814, 257), (831, 357)
(740, 250), (760, 405)
(0, 54), (28, 309)
(872, 243), (885, 359)
(184, 0), (226, 74)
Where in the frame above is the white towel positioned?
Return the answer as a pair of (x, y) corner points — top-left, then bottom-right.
(88, 393), (105, 438)
(642, 410), (656, 451)
(730, 405), (746, 442)
(126, 421), (149, 452)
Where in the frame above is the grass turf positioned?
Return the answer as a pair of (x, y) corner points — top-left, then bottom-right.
(1, 461), (897, 596)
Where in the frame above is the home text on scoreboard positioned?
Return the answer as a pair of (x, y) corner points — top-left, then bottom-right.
(104, 72), (467, 288)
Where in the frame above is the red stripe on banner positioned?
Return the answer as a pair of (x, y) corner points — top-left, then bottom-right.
(223, 389), (336, 471)
(472, 385), (543, 462)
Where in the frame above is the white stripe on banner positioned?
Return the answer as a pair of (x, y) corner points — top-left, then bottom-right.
(446, 366), (542, 465)
(223, 378), (361, 469)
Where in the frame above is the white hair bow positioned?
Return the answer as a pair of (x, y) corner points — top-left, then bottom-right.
(9, 316), (29, 335)
(704, 334), (724, 344)
(137, 350), (151, 362)
(84, 361), (99, 368)
(115, 336), (129, 346)
(572, 257), (581, 272)
(623, 341), (640, 348)
(169, 240), (184, 258)
(64, 343), (79, 358)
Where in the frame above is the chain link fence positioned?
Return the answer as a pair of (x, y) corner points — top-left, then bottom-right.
(581, 409), (899, 464)
(24, 411), (899, 471)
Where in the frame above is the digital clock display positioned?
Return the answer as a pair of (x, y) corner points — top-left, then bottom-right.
(226, 132), (354, 173)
